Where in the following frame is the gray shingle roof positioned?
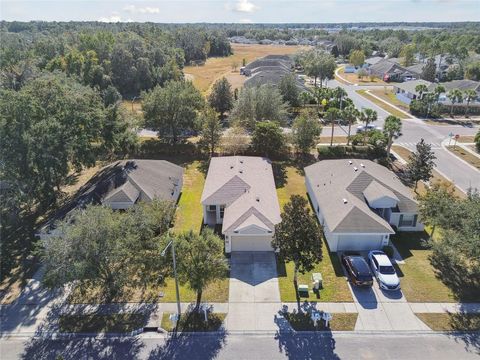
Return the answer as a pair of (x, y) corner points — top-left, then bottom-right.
(201, 156), (281, 234)
(305, 159), (418, 234)
(435, 79), (480, 92)
(394, 79), (432, 95)
(104, 159), (184, 203)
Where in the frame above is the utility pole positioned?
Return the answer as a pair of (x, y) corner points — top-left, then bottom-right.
(161, 238), (181, 328)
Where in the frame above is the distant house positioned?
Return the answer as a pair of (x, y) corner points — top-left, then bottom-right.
(305, 159), (423, 252)
(365, 56), (384, 67)
(201, 156), (281, 253)
(369, 59), (420, 82)
(393, 79), (432, 104)
(102, 160), (184, 209)
(430, 79), (480, 105)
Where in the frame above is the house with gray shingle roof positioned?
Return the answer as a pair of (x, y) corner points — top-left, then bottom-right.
(305, 159), (423, 252)
(102, 159), (184, 209)
(201, 156), (281, 252)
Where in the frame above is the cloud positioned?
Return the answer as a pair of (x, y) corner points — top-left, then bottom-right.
(123, 4), (160, 14)
(98, 15), (133, 23)
(234, 0), (259, 13)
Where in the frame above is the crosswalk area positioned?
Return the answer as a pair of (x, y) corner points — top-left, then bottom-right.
(395, 141), (442, 150)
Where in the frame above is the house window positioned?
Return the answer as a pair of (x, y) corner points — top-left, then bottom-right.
(399, 214), (417, 227)
(220, 205), (225, 219)
(208, 205), (216, 212)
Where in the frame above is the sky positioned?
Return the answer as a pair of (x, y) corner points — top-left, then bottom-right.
(1, 0), (480, 23)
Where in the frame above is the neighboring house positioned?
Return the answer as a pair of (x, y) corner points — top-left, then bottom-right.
(305, 159), (423, 252)
(201, 156), (281, 253)
(38, 159), (184, 238)
(365, 56), (384, 67)
(430, 79), (480, 105)
(102, 159), (184, 209)
(369, 59), (419, 82)
(393, 79), (432, 104)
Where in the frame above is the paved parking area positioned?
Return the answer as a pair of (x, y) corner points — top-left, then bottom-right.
(226, 252), (281, 331)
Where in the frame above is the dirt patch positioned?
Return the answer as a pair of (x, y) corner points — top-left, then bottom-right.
(447, 145), (480, 170)
(336, 67), (387, 85)
(184, 43), (308, 94)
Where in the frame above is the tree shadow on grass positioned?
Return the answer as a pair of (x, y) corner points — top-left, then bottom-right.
(147, 330), (228, 360)
(449, 311), (480, 355)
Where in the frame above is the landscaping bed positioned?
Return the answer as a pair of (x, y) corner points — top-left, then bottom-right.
(59, 313), (146, 333)
(284, 311), (358, 331)
(391, 232), (455, 303)
(161, 311), (226, 332)
(416, 313), (480, 331)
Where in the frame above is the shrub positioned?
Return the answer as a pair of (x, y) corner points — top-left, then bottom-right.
(382, 245), (394, 258)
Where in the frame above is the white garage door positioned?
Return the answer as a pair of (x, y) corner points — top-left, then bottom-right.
(336, 234), (384, 251)
(231, 235), (274, 252)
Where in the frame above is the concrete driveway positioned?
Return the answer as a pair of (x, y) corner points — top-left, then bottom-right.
(346, 264), (430, 331)
(226, 252), (281, 331)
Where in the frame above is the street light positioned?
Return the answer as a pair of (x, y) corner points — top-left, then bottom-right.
(161, 237), (181, 324)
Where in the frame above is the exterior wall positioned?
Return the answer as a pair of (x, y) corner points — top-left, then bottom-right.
(394, 87), (415, 105)
(389, 212), (424, 231)
(202, 203), (225, 225)
(306, 176), (324, 224)
(172, 177), (183, 203)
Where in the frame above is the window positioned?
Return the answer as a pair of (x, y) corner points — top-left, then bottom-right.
(399, 214), (417, 227)
(208, 205), (216, 212)
(220, 205), (225, 219)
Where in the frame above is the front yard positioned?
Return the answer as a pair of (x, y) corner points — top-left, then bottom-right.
(59, 313), (146, 333)
(416, 313), (480, 331)
(284, 311), (358, 331)
(274, 163), (353, 303)
(391, 232), (455, 303)
(161, 312), (226, 332)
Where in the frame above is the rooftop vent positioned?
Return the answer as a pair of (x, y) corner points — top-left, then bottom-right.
(360, 163), (365, 168)
(353, 167), (358, 172)
(256, 196), (260, 202)
(343, 198), (348, 204)
(239, 159), (244, 164)
(348, 160), (353, 165)
(230, 165), (234, 169)
(239, 170), (243, 174)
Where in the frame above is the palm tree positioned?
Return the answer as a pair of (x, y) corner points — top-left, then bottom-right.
(415, 84), (428, 100)
(447, 89), (463, 117)
(360, 108), (377, 144)
(313, 87), (331, 112)
(463, 89), (478, 117)
(383, 115), (402, 158)
(342, 105), (359, 145)
(326, 107), (340, 146)
(333, 86), (348, 110)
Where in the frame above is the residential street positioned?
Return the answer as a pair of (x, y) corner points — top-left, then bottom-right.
(324, 79), (480, 193)
(1, 332), (479, 360)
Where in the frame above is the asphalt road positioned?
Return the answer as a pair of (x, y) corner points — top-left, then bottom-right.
(1, 332), (479, 360)
(325, 79), (480, 192)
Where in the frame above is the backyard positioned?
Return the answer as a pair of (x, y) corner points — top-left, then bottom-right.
(274, 162), (353, 303)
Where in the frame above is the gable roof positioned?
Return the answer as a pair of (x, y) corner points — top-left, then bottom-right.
(435, 79), (480, 92)
(365, 56), (384, 66)
(394, 79), (432, 95)
(305, 160), (418, 234)
(363, 180), (399, 205)
(369, 59), (407, 76)
(201, 156), (281, 234)
(104, 159), (184, 204)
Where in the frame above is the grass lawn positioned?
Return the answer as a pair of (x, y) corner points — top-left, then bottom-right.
(277, 250), (353, 303)
(59, 313), (146, 333)
(446, 146), (480, 170)
(369, 89), (411, 113)
(356, 90), (409, 119)
(391, 232), (455, 303)
(173, 161), (206, 234)
(336, 68), (386, 85)
(284, 311), (358, 331)
(161, 312), (226, 332)
(391, 145), (466, 198)
(416, 313), (480, 331)
(318, 136), (350, 144)
(184, 43), (306, 93)
(275, 164), (307, 209)
(457, 135), (475, 143)
(274, 163), (352, 302)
